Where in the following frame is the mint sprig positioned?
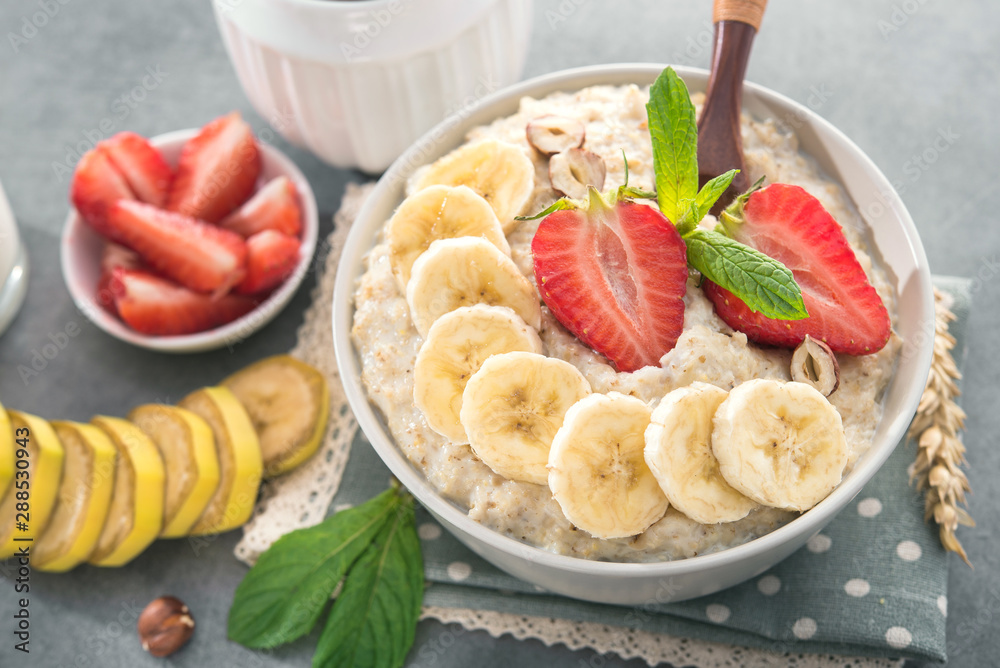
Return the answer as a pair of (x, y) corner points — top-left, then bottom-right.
(646, 67), (807, 320)
(228, 485), (423, 668)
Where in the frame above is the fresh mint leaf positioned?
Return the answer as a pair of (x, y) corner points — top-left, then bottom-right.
(692, 169), (739, 225)
(685, 229), (808, 320)
(227, 487), (402, 649)
(646, 67), (698, 224)
(313, 498), (423, 668)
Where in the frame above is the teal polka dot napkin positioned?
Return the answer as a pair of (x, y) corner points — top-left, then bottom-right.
(332, 277), (970, 664)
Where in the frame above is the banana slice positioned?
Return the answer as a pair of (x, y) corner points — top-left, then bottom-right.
(414, 304), (542, 443)
(412, 139), (534, 233)
(0, 412), (64, 559)
(712, 379), (849, 511)
(460, 352), (591, 485)
(222, 355), (329, 478)
(644, 383), (756, 524)
(548, 393), (667, 539)
(387, 184), (511, 291)
(34, 422), (117, 572)
(179, 387), (262, 535)
(88, 416), (165, 566)
(128, 404), (221, 538)
(0, 405), (13, 500)
(407, 237), (542, 337)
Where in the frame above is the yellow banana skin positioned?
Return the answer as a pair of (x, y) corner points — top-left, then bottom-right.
(34, 422), (117, 572)
(0, 412), (65, 559)
(88, 416), (165, 567)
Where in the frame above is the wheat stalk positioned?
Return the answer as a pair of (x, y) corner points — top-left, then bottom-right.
(907, 288), (974, 566)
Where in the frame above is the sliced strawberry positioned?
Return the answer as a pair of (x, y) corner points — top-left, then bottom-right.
(166, 112), (261, 223)
(71, 145), (136, 237)
(703, 183), (891, 354)
(106, 200), (247, 294)
(532, 193), (688, 372)
(96, 243), (143, 313)
(110, 268), (257, 336)
(236, 230), (301, 295)
(103, 132), (173, 207)
(220, 176), (302, 238)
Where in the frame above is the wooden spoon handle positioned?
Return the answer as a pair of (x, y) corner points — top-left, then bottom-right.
(713, 0), (767, 30)
(697, 0), (768, 210)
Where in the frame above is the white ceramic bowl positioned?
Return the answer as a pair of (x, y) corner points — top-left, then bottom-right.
(61, 129), (318, 353)
(332, 64), (935, 605)
(213, 0), (534, 173)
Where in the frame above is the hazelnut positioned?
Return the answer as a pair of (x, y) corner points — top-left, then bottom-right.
(548, 148), (607, 199)
(790, 335), (840, 396)
(138, 596), (195, 658)
(526, 115), (585, 155)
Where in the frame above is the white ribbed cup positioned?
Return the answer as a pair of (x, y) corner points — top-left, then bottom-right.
(212, 0), (534, 172)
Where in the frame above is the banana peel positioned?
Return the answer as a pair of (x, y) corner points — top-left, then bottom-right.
(128, 404), (220, 538)
(34, 422), (117, 572)
(88, 416), (165, 567)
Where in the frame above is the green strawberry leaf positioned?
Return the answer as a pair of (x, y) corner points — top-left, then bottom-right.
(515, 198), (578, 221)
(647, 67), (699, 224)
(684, 228), (809, 320)
(313, 498), (423, 668)
(227, 487), (402, 649)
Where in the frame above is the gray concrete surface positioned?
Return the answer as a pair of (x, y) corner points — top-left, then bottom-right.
(0, 0), (997, 666)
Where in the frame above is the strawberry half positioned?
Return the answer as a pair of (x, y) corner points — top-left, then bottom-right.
(220, 176), (302, 238)
(106, 200), (247, 295)
(703, 183), (891, 354)
(96, 243), (143, 313)
(166, 112), (261, 223)
(532, 190), (688, 372)
(236, 230), (301, 295)
(103, 132), (173, 207)
(71, 145), (136, 237)
(110, 268), (257, 336)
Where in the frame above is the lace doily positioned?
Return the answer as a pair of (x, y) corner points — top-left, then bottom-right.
(234, 182), (906, 668)
(421, 608), (904, 668)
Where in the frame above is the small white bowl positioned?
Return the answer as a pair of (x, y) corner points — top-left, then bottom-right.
(333, 64), (935, 605)
(212, 0), (534, 172)
(61, 129), (318, 353)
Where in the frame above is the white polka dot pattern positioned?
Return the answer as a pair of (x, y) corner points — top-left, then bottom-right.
(806, 533), (832, 553)
(757, 575), (781, 596)
(897, 540), (922, 561)
(844, 578), (871, 597)
(857, 497), (883, 517)
(793, 617), (817, 640)
(885, 626), (913, 649)
(418, 523), (442, 540)
(447, 561), (472, 581)
(705, 604), (731, 623)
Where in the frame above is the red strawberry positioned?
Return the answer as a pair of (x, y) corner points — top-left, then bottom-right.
(71, 145), (136, 237)
(220, 176), (302, 238)
(96, 243), (143, 313)
(532, 191), (688, 372)
(166, 112), (261, 223)
(106, 200), (247, 295)
(110, 268), (256, 336)
(703, 183), (891, 354)
(103, 132), (173, 207)
(236, 230), (301, 295)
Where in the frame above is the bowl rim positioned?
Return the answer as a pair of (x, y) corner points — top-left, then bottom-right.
(61, 127), (319, 354)
(333, 63), (935, 576)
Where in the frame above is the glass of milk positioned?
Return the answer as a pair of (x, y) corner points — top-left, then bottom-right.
(0, 181), (29, 336)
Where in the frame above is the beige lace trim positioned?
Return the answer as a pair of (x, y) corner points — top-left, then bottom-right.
(421, 607), (904, 668)
(234, 182), (906, 667)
